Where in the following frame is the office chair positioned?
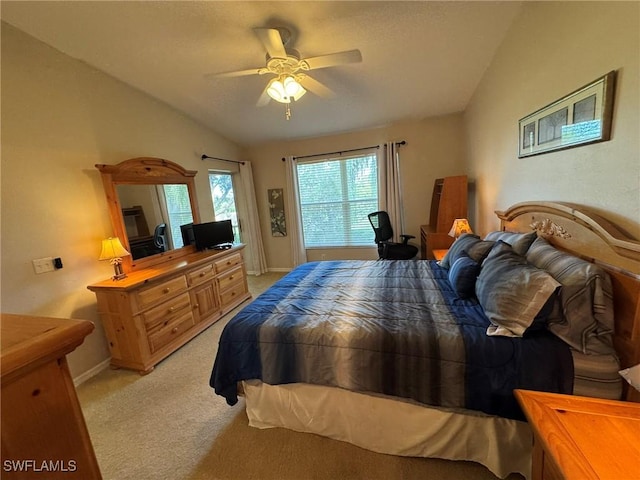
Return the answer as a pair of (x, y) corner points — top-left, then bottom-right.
(368, 211), (418, 260)
(153, 223), (168, 252)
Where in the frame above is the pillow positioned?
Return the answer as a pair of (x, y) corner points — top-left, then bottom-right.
(465, 240), (495, 264)
(525, 236), (615, 354)
(484, 230), (538, 256)
(448, 252), (481, 299)
(476, 241), (560, 337)
(439, 233), (480, 269)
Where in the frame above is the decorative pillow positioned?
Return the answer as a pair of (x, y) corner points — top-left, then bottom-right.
(525, 236), (615, 354)
(484, 230), (538, 256)
(439, 233), (480, 269)
(476, 241), (560, 337)
(448, 252), (481, 299)
(465, 240), (495, 264)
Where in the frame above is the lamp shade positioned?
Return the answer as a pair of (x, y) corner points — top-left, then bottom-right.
(448, 218), (473, 238)
(99, 237), (130, 261)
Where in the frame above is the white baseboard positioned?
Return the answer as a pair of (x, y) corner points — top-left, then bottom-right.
(246, 268), (292, 275)
(73, 358), (111, 387)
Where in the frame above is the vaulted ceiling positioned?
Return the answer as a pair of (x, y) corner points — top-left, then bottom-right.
(1, 1), (522, 146)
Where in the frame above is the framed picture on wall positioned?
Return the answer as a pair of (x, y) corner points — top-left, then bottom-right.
(518, 71), (616, 158)
(268, 188), (287, 237)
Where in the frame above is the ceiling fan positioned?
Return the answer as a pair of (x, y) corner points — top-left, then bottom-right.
(209, 27), (362, 115)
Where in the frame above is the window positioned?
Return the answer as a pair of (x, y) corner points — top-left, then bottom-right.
(163, 184), (193, 249)
(209, 172), (241, 243)
(296, 153), (378, 247)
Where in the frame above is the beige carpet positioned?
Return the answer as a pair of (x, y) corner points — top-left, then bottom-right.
(77, 272), (523, 480)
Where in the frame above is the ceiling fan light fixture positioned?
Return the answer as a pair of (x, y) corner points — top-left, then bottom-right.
(267, 75), (306, 103)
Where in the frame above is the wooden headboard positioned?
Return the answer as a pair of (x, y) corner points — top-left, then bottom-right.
(495, 201), (640, 402)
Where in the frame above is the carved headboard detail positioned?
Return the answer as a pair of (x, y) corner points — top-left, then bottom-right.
(495, 201), (640, 402)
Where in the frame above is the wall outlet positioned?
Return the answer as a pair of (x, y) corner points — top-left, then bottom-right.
(32, 257), (54, 274)
(321, 254), (327, 261)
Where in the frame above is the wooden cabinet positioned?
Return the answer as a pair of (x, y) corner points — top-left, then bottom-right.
(515, 389), (640, 480)
(421, 175), (468, 259)
(1, 314), (101, 479)
(87, 246), (250, 374)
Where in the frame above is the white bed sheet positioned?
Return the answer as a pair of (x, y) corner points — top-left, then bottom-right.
(243, 380), (532, 479)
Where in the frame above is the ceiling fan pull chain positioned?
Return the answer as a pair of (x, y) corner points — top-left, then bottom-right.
(285, 103), (292, 120)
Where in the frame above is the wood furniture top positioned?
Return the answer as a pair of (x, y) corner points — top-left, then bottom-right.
(87, 245), (245, 292)
(497, 201), (640, 402)
(515, 389), (640, 480)
(1, 313), (94, 383)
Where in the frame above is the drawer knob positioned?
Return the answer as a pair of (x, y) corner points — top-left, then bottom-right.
(163, 288), (170, 294)
(171, 327), (178, 334)
(193, 303), (199, 309)
(229, 275), (234, 280)
(200, 272), (206, 277)
(168, 307), (175, 313)
(231, 292), (236, 297)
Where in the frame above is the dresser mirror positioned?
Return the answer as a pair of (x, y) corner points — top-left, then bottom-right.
(96, 157), (201, 272)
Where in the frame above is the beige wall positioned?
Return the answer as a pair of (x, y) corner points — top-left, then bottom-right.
(465, 2), (640, 237)
(245, 114), (467, 269)
(0, 23), (243, 380)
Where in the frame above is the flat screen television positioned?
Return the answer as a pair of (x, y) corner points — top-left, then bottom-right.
(192, 220), (234, 251)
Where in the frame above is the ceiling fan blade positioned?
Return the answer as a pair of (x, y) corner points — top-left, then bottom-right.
(254, 28), (287, 59)
(298, 75), (335, 99)
(205, 67), (264, 79)
(303, 50), (362, 70)
(256, 84), (271, 107)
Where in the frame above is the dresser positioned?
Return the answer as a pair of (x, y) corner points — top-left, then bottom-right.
(87, 246), (250, 374)
(515, 389), (640, 480)
(1, 313), (101, 479)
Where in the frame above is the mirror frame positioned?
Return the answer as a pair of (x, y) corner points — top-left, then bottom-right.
(96, 157), (201, 272)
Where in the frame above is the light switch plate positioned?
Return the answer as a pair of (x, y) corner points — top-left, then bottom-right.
(32, 257), (54, 274)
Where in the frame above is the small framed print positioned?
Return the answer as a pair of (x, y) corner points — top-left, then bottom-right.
(518, 71), (616, 158)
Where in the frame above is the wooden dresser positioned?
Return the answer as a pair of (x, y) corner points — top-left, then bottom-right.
(515, 389), (640, 480)
(1, 313), (101, 479)
(87, 245), (250, 374)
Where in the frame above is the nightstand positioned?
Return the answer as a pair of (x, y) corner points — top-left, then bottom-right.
(432, 249), (449, 261)
(515, 389), (640, 480)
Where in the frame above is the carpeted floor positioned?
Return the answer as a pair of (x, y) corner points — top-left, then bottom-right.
(77, 272), (523, 480)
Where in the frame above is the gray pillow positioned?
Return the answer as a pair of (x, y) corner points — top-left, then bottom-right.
(484, 230), (538, 256)
(439, 233), (480, 269)
(525, 236), (615, 354)
(476, 241), (560, 337)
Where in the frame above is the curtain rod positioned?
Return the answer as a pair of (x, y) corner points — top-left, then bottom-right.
(281, 141), (405, 162)
(201, 154), (245, 165)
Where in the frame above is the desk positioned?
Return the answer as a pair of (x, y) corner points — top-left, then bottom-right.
(1, 313), (101, 479)
(515, 389), (640, 480)
(420, 226), (454, 260)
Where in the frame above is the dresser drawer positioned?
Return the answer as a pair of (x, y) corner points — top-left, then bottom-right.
(142, 292), (192, 332)
(137, 275), (188, 309)
(218, 266), (244, 291)
(147, 311), (194, 353)
(219, 280), (246, 307)
(187, 263), (215, 286)
(214, 253), (242, 274)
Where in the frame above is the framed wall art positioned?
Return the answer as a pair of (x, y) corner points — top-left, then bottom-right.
(518, 71), (616, 158)
(268, 188), (287, 237)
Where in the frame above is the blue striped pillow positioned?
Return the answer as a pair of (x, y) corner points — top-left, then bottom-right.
(448, 252), (481, 299)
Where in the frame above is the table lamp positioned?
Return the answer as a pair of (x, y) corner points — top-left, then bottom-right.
(99, 237), (131, 280)
(448, 218), (473, 239)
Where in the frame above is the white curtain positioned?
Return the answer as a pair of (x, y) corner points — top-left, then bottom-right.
(379, 142), (404, 241)
(285, 156), (308, 266)
(239, 161), (268, 275)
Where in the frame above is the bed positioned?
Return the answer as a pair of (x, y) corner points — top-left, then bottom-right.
(209, 202), (640, 479)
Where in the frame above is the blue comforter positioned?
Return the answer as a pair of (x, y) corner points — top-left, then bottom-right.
(210, 260), (573, 420)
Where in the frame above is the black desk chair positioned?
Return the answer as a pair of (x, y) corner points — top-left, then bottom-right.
(368, 211), (418, 260)
(153, 223), (168, 252)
